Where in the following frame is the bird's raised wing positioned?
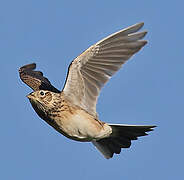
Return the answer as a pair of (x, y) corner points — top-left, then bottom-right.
(63, 22), (147, 117)
(19, 63), (60, 93)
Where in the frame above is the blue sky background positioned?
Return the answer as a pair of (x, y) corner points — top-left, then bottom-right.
(0, 0), (183, 179)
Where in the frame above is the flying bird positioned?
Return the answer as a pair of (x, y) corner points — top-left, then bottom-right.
(19, 22), (155, 159)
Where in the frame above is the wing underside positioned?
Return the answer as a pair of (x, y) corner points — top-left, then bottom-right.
(63, 22), (147, 116)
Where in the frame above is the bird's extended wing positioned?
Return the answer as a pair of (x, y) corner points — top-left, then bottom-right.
(19, 63), (60, 93)
(63, 22), (147, 117)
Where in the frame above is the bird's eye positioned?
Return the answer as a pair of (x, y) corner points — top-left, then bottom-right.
(40, 91), (45, 96)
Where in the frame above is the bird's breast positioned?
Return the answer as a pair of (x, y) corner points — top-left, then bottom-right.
(47, 107), (112, 142)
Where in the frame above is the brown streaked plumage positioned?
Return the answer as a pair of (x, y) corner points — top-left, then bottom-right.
(19, 22), (156, 159)
(19, 63), (60, 93)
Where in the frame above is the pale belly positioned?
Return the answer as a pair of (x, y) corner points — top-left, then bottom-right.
(49, 109), (112, 142)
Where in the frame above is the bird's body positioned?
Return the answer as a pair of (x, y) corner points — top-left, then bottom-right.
(19, 22), (156, 159)
(28, 91), (111, 142)
(49, 104), (111, 142)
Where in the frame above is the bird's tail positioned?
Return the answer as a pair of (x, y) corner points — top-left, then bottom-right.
(92, 124), (156, 159)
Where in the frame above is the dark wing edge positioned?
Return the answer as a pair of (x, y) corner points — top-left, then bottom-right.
(19, 63), (60, 93)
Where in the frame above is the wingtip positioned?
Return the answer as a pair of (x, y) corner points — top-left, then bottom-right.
(138, 22), (144, 26)
(141, 31), (148, 37)
(132, 22), (144, 29)
(19, 63), (37, 73)
(142, 40), (148, 46)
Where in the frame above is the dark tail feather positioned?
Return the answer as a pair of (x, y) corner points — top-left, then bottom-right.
(92, 124), (156, 159)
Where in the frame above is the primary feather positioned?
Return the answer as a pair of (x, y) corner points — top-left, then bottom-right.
(63, 22), (147, 117)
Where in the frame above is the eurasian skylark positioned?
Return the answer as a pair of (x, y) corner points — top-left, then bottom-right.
(19, 22), (155, 159)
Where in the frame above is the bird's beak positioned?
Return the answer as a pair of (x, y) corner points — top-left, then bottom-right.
(26, 93), (34, 99)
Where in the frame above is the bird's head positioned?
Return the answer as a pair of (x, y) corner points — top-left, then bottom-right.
(27, 90), (61, 119)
